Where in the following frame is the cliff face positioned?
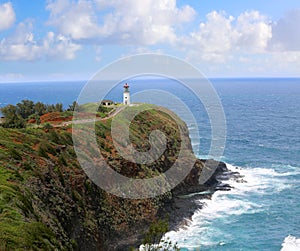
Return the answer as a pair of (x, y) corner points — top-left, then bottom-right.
(0, 106), (225, 250)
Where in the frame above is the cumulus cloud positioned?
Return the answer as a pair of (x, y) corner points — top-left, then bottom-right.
(180, 10), (272, 62)
(97, 0), (195, 44)
(0, 21), (41, 60)
(46, 0), (195, 45)
(43, 31), (81, 60)
(185, 11), (238, 62)
(0, 2), (15, 31)
(0, 21), (81, 61)
(46, 0), (100, 40)
(236, 11), (272, 52)
(1, 0), (300, 75)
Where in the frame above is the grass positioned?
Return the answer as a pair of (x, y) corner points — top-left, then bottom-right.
(77, 102), (99, 113)
(0, 127), (72, 250)
(0, 104), (189, 250)
(0, 167), (59, 250)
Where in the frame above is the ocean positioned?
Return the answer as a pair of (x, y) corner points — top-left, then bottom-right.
(0, 78), (299, 250)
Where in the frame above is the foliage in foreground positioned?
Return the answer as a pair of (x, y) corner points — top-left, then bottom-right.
(0, 126), (75, 250)
(140, 220), (180, 251)
(0, 162), (59, 250)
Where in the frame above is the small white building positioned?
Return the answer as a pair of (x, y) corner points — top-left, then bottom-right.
(123, 83), (130, 105)
(101, 99), (114, 106)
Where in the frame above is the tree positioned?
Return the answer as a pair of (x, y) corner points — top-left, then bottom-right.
(34, 102), (47, 116)
(55, 103), (63, 112)
(46, 103), (63, 113)
(0, 105), (25, 128)
(17, 100), (35, 119)
(67, 101), (78, 111)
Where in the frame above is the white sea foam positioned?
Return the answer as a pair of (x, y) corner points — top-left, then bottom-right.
(226, 164), (298, 195)
(163, 162), (299, 250)
(281, 235), (300, 251)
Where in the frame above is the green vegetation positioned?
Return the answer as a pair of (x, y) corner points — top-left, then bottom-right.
(0, 130), (61, 250)
(0, 103), (189, 250)
(0, 100), (64, 128)
(139, 220), (180, 251)
(0, 125), (80, 250)
(0, 105), (26, 128)
(0, 99), (115, 128)
(76, 101), (114, 117)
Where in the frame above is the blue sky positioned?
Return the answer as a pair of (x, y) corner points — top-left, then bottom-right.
(0, 0), (300, 81)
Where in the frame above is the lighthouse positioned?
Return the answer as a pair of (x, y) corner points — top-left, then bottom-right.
(123, 83), (130, 105)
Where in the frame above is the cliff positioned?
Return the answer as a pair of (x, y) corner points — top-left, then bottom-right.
(0, 105), (228, 250)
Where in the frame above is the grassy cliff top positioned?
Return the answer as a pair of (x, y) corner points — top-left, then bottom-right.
(0, 105), (196, 250)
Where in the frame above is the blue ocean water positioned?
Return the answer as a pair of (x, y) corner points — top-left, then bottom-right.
(0, 78), (299, 250)
(166, 78), (300, 251)
(0, 81), (84, 111)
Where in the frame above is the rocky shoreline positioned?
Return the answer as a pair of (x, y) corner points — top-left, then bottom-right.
(113, 159), (245, 250)
(164, 159), (245, 232)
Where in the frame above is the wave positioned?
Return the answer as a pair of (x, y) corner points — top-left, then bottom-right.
(281, 235), (300, 251)
(164, 163), (263, 249)
(226, 163), (300, 195)
(163, 162), (299, 250)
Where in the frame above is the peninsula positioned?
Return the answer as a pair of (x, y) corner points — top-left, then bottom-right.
(0, 101), (235, 250)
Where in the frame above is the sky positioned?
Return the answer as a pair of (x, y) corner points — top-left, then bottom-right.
(0, 0), (300, 81)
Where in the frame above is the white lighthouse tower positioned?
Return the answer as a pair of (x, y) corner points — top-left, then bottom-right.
(123, 83), (130, 105)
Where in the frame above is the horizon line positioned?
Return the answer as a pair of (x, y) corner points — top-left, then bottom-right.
(1, 76), (300, 84)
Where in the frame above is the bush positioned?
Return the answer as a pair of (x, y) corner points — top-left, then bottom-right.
(141, 219), (180, 251)
(49, 130), (60, 144)
(43, 122), (53, 130)
(9, 148), (22, 161)
(37, 142), (56, 158)
(37, 145), (48, 158)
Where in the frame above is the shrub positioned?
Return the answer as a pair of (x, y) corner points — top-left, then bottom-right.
(9, 148), (22, 161)
(37, 145), (48, 158)
(43, 122), (53, 130)
(37, 142), (56, 158)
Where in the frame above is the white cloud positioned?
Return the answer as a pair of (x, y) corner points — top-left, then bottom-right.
(176, 10), (298, 76)
(43, 32), (81, 60)
(236, 11), (272, 52)
(46, 0), (195, 45)
(0, 21), (81, 61)
(269, 9), (300, 51)
(1, 0), (299, 77)
(184, 11), (238, 62)
(0, 21), (41, 60)
(0, 2), (15, 31)
(46, 0), (100, 40)
(179, 10), (272, 63)
(192, 11), (237, 53)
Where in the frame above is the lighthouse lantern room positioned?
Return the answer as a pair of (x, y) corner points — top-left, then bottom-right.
(123, 83), (130, 105)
